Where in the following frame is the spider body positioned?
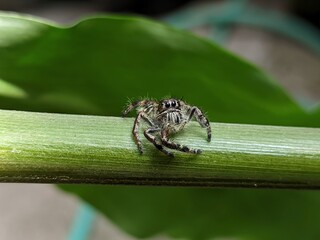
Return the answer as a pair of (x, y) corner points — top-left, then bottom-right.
(122, 98), (211, 157)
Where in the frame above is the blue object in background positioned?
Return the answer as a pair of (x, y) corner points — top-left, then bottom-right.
(164, 0), (320, 54)
(67, 203), (95, 240)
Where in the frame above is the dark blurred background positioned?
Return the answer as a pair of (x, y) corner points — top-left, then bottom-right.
(0, 0), (319, 26)
(0, 1), (319, 240)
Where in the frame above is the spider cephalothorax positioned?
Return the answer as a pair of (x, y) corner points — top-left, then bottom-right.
(122, 98), (211, 157)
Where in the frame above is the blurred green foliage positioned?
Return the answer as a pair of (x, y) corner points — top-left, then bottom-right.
(0, 12), (320, 240)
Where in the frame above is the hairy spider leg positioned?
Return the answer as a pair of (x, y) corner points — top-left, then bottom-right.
(188, 107), (211, 142)
(122, 100), (153, 116)
(132, 112), (153, 154)
(161, 129), (202, 154)
(144, 128), (174, 157)
(132, 113), (144, 153)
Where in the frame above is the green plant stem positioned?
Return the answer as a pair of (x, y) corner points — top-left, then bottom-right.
(0, 109), (319, 189)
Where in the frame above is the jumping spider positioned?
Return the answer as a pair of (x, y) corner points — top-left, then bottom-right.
(122, 98), (211, 157)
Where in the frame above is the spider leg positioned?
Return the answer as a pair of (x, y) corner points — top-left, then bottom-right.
(188, 107), (211, 142)
(161, 129), (202, 154)
(132, 113), (144, 154)
(144, 128), (174, 157)
(141, 114), (154, 126)
(122, 99), (152, 116)
(132, 112), (153, 154)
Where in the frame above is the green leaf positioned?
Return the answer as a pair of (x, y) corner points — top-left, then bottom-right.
(61, 186), (320, 240)
(0, 12), (319, 240)
(0, 12), (317, 126)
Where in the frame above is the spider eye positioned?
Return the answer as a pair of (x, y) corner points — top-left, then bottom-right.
(171, 101), (176, 107)
(165, 102), (170, 108)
